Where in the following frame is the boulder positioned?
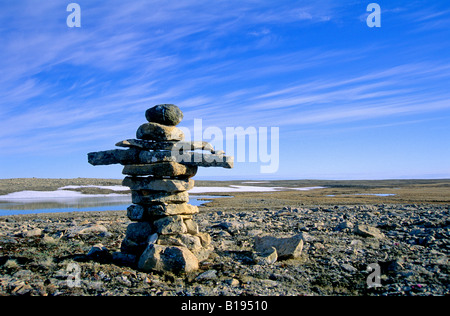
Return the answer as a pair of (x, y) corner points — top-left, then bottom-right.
(136, 122), (184, 141)
(145, 104), (184, 126)
(254, 234), (304, 259)
(156, 233), (212, 262)
(157, 233), (202, 251)
(138, 244), (199, 273)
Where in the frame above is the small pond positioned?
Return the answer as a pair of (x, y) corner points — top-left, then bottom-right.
(0, 195), (229, 216)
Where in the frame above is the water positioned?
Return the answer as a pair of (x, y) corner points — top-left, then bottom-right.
(0, 194), (229, 216)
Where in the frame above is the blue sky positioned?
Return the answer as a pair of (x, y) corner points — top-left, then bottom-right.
(0, 0), (449, 180)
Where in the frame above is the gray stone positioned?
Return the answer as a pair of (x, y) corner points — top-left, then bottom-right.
(138, 150), (178, 164)
(147, 233), (159, 244)
(192, 244), (214, 262)
(87, 148), (139, 166)
(154, 216), (187, 235)
(148, 203), (199, 216)
(354, 224), (385, 239)
(178, 153), (234, 169)
(112, 252), (137, 266)
(254, 234), (304, 259)
(137, 244), (199, 273)
(184, 219), (199, 235)
(197, 232), (212, 247)
(122, 177), (194, 192)
(131, 190), (189, 205)
(21, 228), (43, 238)
(136, 122), (184, 141)
(121, 222), (153, 255)
(254, 246), (278, 265)
(126, 204), (147, 221)
(138, 151), (234, 169)
(127, 203), (199, 220)
(341, 263), (358, 273)
(124, 222), (153, 241)
(116, 139), (177, 150)
(87, 243), (109, 257)
(66, 224), (108, 238)
(122, 162), (198, 178)
(195, 269), (218, 281)
(145, 104), (184, 126)
(116, 139), (215, 153)
(334, 221), (354, 232)
(157, 233), (203, 253)
(171, 141), (216, 153)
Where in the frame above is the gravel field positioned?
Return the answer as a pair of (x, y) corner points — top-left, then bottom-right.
(0, 178), (449, 296)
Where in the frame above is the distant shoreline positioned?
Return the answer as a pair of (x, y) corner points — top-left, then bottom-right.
(1, 178), (449, 208)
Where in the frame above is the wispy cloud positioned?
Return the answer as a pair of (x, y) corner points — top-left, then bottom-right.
(1, 1), (449, 179)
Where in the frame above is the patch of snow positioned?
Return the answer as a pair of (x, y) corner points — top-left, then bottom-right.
(59, 185), (130, 191)
(288, 186), (326, 191)
(190, 185), (325, 194)
(0, 190), (128, 202)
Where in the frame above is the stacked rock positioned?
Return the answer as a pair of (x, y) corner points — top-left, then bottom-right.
(87, 104), (233, 273)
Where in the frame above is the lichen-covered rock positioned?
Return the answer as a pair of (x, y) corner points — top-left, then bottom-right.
(137, 244), (199, 273)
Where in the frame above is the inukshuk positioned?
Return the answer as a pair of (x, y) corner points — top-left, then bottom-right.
(87, 104), (233, 273)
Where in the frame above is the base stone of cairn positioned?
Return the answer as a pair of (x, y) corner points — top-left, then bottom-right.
(88, 104), (233, 273)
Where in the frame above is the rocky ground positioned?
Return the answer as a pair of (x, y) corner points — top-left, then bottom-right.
(1, 201), (449, 296)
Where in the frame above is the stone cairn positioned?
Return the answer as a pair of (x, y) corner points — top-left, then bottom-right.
(88, 104), (233, 273)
